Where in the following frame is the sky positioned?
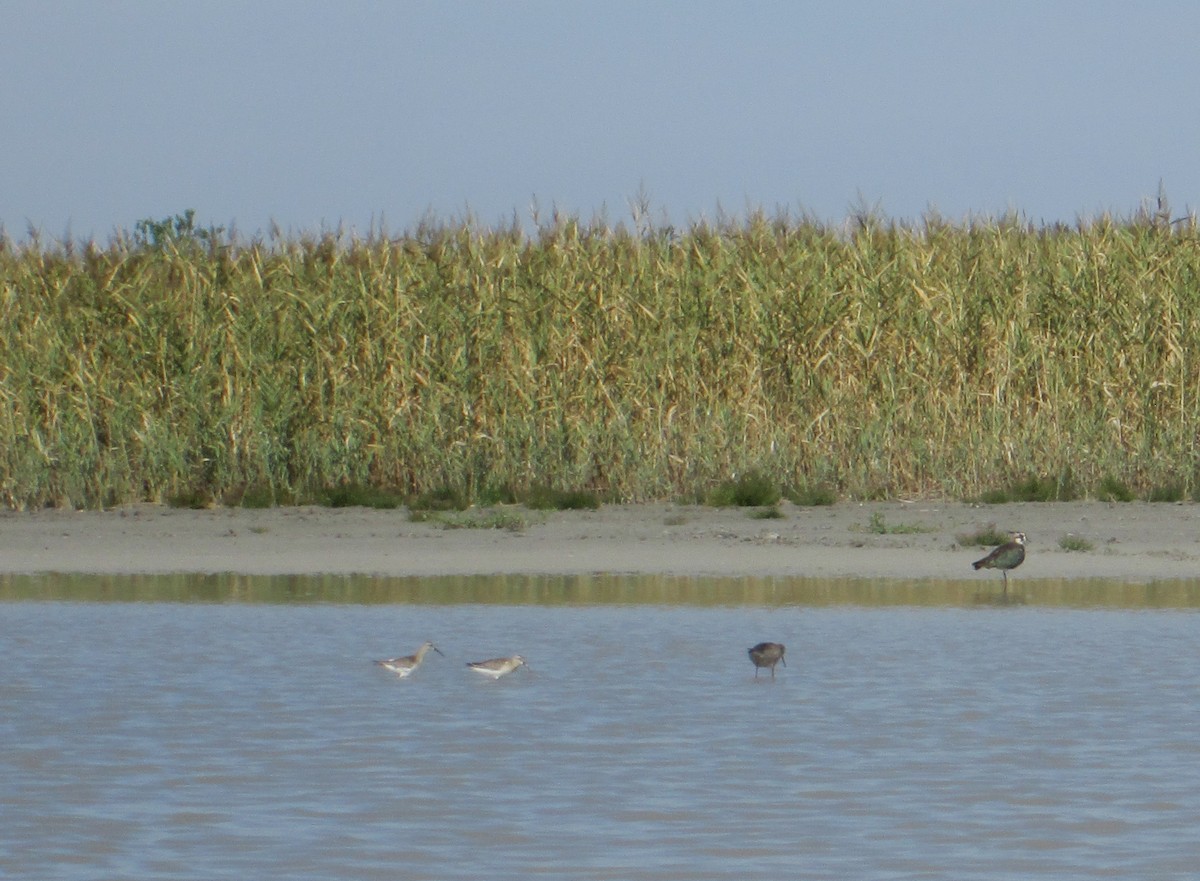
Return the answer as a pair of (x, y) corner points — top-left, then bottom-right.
(3, 1), (1199, 240)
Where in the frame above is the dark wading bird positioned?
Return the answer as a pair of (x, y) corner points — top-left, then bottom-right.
(748, 642), (786, 679)
(374, 641), (444, 678)
(972, 532), (1027, 595)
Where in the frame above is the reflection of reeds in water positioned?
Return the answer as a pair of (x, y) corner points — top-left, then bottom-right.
(5, 572), (1200, 609)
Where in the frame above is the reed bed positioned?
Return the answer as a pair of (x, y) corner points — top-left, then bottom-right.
(2, 210), (1199, 510)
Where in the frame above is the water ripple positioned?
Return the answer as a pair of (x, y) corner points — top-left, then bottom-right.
(2, 598), (1199, 879)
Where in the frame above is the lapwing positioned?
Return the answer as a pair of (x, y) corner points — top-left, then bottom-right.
(972, 532), (1026, 595)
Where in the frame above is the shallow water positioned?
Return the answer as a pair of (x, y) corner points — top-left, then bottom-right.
(3, 577), (1200, 879)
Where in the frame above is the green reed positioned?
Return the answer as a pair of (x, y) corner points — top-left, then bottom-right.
(2, 209), (1200, 509)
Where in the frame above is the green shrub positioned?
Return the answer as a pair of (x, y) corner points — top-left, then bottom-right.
(166, 487), (212, 509)
(323, 483), (405, 509)
(981, 474), (1078, 503)
(707, 471), (781, 507)
(1097, 475), (1134, 502)
(523, 485), (600, 511)
(1148, 482), (1184, 502)
(407, 485), (469, 512)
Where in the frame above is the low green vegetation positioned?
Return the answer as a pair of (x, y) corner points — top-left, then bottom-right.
(1096, 475), (1135, 502)
(522, 485), (601, 511)
(748, 505), (784, 520)
(166, 487), (214, 509)
(956, 524), (1013, 547)
(977, 473), (1079, 503)
(407, 485), (470, 512)
(1147, 482), (1185, 502)
(858, 511), (933, 535)
(706, 471), (781, 508)
(789, 484), (837, 506)
(1058, 534), (1095, 552)
(322, 483), (405, 509)
(229, 483), (282, 508)
(5, 207), (1200, 509)
(414, 508), (529, 531)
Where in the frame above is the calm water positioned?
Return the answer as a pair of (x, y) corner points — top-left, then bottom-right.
(3, 577), (1200, 880)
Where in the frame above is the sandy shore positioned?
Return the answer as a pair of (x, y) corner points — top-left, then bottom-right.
(2, 500), (1200, 581)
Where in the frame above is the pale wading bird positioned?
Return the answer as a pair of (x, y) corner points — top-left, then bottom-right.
(972, 532), (1027, 595)
(374, 641), (444, 678)
(748, 642), (786, 679)
(466, 655), (528, 679)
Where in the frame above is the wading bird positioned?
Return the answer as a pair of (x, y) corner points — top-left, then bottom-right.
(972, 532), (1027, 595)
(466, 655), (528, 679)
(374, 641), (444, 678)
(748, 642), (786, 679)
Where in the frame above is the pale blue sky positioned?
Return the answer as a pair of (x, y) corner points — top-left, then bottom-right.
(3, 1), (1198, 239)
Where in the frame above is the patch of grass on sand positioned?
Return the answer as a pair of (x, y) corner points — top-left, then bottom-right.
(1058, 534), (1094, 552)
(421, 509), (529, 532)
(748, 506), (785, 520)
(956, 524), (1012, 547)
(857, 511), (933, 535)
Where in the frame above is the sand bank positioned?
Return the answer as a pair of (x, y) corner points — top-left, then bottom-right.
(3, 500), (1200, 582)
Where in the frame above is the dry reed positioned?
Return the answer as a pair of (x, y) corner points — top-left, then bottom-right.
(2, 209), (1199, 509)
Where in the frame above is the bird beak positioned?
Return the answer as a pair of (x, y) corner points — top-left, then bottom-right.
(433, 646), (445, 656)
